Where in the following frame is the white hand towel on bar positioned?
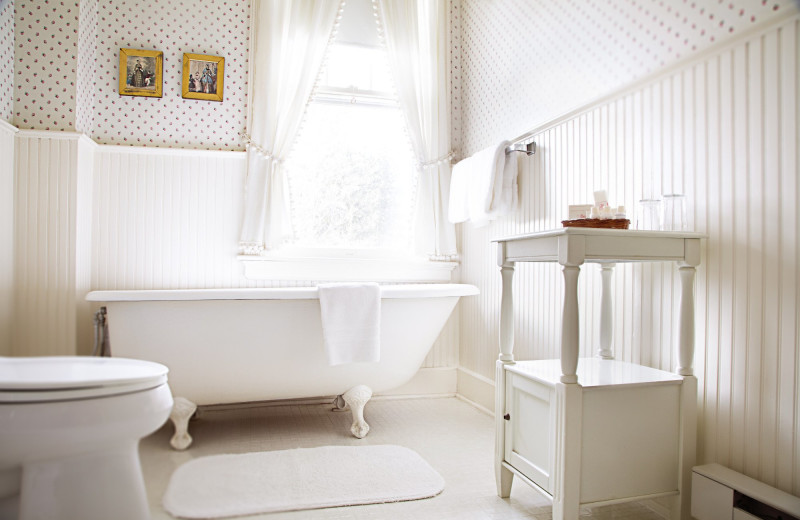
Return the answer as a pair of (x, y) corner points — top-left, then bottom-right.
(448, 140), (518, 226)
(318, 283), (381, 366)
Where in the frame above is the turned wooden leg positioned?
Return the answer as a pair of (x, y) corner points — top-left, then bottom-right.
(561, 265), (581, 384)
(677, 266), (697, 376)
(169, 397), (197, 450)
(599, 263), (615, 359)
(499, 262), (516, 363)
(342, 385), (372, 439)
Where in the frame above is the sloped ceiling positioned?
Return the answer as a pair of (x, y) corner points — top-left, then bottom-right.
(456, 0), (798, 154)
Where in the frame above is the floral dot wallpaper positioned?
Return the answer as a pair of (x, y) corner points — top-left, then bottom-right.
(13, 0), (78, 130)
(10, 0), (249, 149)
(457, 0), (799, 154)
(91, 0), (249, 149)
(0, 0), (13, 123)
(76, 0), (97, 134)
(6, 0), (797, 151)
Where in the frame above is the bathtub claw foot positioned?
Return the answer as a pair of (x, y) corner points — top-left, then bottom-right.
(342, 385), (372, 438)
(169, 397), (197, 450)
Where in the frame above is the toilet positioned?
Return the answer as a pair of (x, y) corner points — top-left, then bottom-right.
(0, 356), (173, 520)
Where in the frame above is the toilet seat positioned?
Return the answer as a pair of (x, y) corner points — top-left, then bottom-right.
(0, 356), (168, 403)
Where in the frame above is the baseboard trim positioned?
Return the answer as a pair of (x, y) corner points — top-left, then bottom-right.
(377, 367), (457, 397)
(455, 394), (493, 417)
(457, 366), (496, 414)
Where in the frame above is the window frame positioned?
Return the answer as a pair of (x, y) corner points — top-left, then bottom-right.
(239, 41), (456, 282)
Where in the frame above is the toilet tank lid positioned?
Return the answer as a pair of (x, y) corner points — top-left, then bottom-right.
(0, 356), (168, 390)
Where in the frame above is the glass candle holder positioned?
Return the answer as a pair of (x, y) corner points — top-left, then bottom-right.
(662, 194), (687, 231)
(637, 199), (662, 230)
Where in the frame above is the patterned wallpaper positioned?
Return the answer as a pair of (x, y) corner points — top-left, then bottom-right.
(13, 0), (78, 130)
(457, 0), (798, 155)
(449, 0), (462, 159)
(10, 0), (795, 149)
(10, 0), (249, 149)
(91, 0), (249, 149)
(76, 0), (97, 133)
(0, 0), (13, 123)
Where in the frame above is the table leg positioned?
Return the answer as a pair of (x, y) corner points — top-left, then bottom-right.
(499, 263), (516, 363)
(677, 266), (696, 376)
(599, 264), (615, 359)
(561, 265), (581, 384)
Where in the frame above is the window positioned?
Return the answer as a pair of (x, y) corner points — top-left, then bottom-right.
(239, 0), (458, 282)
(283, 8), (417, 256)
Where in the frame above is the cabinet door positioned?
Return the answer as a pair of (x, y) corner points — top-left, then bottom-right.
(505, 372), (555, 494)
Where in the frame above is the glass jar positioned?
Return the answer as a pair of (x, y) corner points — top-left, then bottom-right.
(637, 199), (662, 230)
(662, 194), (687, 231)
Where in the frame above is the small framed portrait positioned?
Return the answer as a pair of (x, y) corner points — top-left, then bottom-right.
(182, 53), (224, 102)
(119, 48), (163, 98)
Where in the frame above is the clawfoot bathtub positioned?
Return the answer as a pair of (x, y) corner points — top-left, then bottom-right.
(87, 284), (477, 449)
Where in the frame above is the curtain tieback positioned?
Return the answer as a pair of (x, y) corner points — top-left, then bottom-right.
(240, 132), (282, 163)
(418, 151), (454, 170)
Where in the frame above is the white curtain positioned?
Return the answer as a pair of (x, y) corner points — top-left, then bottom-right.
(376, 0), (458, 261)
(239, 0), (342, 254)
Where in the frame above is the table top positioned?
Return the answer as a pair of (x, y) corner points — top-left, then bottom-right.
(504, 358), (684, 387)
(494, 228), (706, 265)
(494, 228), (707, 243)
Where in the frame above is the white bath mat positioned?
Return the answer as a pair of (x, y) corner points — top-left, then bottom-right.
(162, 444), (445, 518)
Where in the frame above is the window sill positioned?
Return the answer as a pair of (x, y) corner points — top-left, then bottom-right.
(238, 255), (458, 282)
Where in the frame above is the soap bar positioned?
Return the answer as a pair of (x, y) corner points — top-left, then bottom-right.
(568, 204), (593, 219)
(593, 189), (609, 209)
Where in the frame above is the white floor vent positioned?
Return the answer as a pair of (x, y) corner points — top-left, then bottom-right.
(692, 464), (800, 520)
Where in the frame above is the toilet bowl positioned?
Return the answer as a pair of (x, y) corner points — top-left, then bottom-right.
(0, 356), (173, 520)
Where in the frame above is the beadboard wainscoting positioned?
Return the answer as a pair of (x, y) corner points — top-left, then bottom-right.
(6, 136), (459, 389)
(11, 131), (95, 357)
(92, 147), (251, 290)
(90, 145), (459, 373)
(0, 121), (16, 356)
(457, 15), (799, 496)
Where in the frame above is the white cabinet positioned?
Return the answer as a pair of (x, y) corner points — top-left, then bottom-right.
(504, 369), (555, 493)
(493, 229), (705, 520)
(506, 360), (684, 503)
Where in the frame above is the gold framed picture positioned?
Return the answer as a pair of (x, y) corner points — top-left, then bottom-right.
(182, 53), (224, 102)
(118, 48), (163, 98)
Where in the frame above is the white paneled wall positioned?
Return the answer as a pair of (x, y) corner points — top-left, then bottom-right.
(91, 146), (456, 369)
(458, 17), (799, 495)
(0, 121), (17, 355)
(92, 147), (251, 290)
(12, 131), (94, 356)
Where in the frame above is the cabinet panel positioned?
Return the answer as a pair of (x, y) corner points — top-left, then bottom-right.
(580, 384), (681, 503)
(505, 373), (554, 493)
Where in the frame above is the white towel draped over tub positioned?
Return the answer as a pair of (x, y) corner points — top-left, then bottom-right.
(318, 283), (381, 366)
(448, 140), (519, 226)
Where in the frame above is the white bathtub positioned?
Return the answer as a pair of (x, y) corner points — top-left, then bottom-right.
(87, 284), (477, 448)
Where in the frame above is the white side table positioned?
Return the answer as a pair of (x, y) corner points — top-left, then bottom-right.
(493, 228), (705, 520)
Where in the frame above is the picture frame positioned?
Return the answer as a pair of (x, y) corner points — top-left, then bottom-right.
(182, 53), (224, 102)
(118, 48), (163, 98)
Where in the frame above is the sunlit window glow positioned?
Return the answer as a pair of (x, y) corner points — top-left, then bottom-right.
(319, 43), (394, 94)
(284, 42), (416, 253)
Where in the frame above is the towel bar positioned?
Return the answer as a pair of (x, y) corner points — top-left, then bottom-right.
(505, 142), (536, 156)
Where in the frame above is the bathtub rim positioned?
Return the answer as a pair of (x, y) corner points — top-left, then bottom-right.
(86, 283), (479, 302)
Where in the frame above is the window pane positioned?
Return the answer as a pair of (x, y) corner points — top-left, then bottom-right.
(285, 102), (416, 250)
(320, 43), (393, 94)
